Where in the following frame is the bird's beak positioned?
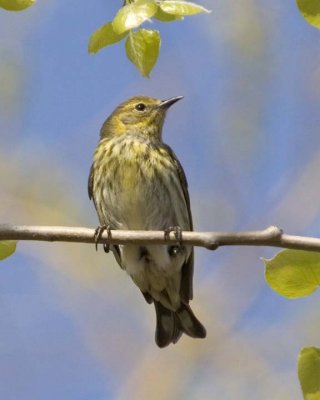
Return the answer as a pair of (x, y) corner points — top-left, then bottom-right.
(159, 96), (183, 109)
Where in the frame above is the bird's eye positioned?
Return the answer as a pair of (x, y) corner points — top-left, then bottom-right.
(135, 103), (146, 111)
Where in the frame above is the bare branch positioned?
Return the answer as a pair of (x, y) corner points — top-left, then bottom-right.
(0, 224), (320, 252)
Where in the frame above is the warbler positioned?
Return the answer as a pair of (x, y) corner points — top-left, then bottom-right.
(88, 95), (206, 347)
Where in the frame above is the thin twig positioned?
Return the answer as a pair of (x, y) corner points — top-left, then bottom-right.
(0, 224), (320, 252)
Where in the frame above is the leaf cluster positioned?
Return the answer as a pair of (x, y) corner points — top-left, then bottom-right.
(296, 0), (320, 30)
(0, 241), (16, 260)
(88, 0), (210, 77)
(0, 0), (35, 11)
(264, 250), (320, 398)
(298, 347), (320, 400)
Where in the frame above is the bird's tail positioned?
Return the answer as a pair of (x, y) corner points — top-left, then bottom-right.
(154, 301), (206, 348)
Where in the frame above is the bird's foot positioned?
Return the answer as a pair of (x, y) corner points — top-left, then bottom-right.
(164, 226), (182, 245)
(94, 224), (112, 253)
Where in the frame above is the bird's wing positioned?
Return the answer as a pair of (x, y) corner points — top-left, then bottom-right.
(163, 144), (194, 302)
(88, 163), (122, 267)
(88, 164), (94, 200)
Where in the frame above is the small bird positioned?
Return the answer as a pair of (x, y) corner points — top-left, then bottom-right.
(88, 95), (206, 347)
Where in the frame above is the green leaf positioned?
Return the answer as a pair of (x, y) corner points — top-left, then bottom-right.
(158, 0), (210, 16)
(88, 22), (128, 54)
(264, 249), (320, 299)
(125, 29), (160, 77)
(298, 347), (320, 399)
(296, 0), (320, 29)
(0, 0), (35, 11)
(113, 0), (158, 35)
(0, 241), (17, 260)
(154, 7), (183, 21)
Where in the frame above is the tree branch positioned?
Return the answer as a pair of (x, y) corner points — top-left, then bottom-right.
(0, 224), (320, 252)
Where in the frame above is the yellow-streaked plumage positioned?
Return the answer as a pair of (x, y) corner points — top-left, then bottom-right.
(88, 95), (206, 347)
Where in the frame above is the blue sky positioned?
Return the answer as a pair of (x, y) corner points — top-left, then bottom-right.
(1, 1), (320, 398)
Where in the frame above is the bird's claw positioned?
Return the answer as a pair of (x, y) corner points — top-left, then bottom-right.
(164, 226), (183, 245)
(94, 224), (112, 253)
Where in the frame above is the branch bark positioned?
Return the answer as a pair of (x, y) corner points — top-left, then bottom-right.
(0, 224), (320, 252)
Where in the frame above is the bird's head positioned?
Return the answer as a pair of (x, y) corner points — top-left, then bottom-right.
(100, 95), (183, 140)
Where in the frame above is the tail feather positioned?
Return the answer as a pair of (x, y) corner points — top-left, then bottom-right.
(154, 301), (176, 348)
(176, 303), (206, 339)
(154, 301), (206, 348)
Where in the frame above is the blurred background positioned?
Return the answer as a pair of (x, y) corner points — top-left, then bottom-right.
(1, 0), (320, 398)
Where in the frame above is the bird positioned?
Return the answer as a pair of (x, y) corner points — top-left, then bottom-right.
(88, 95), (206, 347)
